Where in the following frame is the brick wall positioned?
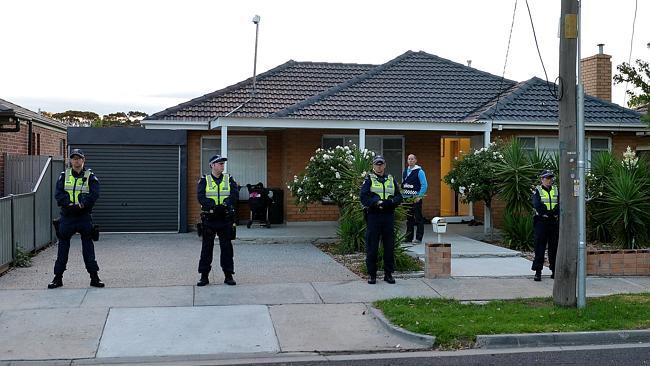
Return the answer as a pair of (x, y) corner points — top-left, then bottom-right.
(580, 53), (612, 102)
(0, 121), (66, 196)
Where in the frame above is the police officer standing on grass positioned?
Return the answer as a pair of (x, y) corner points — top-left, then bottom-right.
(401, 154), (428, 244)
(360, 155), (403, 285)
(532, 169), (559, 282)
(48, 148), (104, 289)
(196, 154), (239, 286)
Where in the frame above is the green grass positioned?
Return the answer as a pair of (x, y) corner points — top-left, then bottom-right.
(374, 294), (650, 349)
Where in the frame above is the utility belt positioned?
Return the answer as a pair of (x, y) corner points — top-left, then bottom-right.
(196, 221), (237, 240)
(52, 217), (100, 241)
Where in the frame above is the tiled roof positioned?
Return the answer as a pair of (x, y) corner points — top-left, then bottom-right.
(272, 51), (516, 122)
(145, 61), (376, 121)
(476, 77), (644, 124)
(0, 98), (66, 129)
(147, 51), (642, 127)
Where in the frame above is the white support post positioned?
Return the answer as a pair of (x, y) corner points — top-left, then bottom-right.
(359, 128), (366, 151)
(221, 124), (228, 173)
(483, 122), (492, 234)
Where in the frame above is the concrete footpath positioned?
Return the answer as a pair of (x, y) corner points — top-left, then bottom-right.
(0, 223), (649, 363)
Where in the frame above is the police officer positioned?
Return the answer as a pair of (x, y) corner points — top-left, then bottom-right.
(401, 154), (428, 244)
(532, 169), (559, 281)
(48, 148), (104, 289)
(196, 154), (239, 286)
(360, 155), (403, 284)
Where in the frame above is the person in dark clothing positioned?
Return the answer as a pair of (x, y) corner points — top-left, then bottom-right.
(531, 169), (560, 281)
(196, 154), (239, 286)
(360, 155), (403, 284)
(401, 154), (428, 243)
(48, 148), (104, 289)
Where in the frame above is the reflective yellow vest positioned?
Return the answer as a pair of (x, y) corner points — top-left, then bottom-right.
(64, 168), (92, 204)
(205, 173), (230, 206)
(370, 174), (395, 199)
(536, 185), (558, 210)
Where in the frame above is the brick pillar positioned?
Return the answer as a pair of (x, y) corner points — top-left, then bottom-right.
(580, 45), (612, 102)
(425, 243), (451, 278)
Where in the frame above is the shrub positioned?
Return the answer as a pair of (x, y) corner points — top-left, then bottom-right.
(502, 213), (534, 251)
(13, 246), (32, 268)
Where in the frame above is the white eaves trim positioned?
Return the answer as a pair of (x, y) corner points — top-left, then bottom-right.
(486, 120), (649, 132)
(212, 117), (489, 132)
(141, 119), (209, 130)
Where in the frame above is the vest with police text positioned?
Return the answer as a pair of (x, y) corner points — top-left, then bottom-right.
(205, 174), (230, 206)
(370, 174), (395, 200)
(536, 185), (558, 211)
(401, 167), (421, 197)
(64, 168), (92, 204)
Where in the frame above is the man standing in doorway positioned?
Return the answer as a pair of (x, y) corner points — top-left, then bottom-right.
(196, 154), (239, 286)
(48, 148), (104, 289)
(531, 170), (559, 281)
(401, 154), (428, 244)
(360, 155), (403, 284)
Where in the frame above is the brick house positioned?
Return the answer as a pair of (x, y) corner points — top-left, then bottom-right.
(0, 98), (67, 196)
(142, 50), (647, 229)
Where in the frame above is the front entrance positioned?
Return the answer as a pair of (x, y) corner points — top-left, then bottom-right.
(440, 137), (471, 217)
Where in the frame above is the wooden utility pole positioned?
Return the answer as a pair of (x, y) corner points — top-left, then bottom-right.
(554, 0), (578, 306)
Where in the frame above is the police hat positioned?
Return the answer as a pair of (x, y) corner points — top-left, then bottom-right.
(372, 155), (386, 165)
(209, 155), (227, 165)
(540, 169), (555, 178)
(69, 148), (85, 159)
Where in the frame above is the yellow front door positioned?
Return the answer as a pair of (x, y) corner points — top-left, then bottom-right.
(440, 138), (471, 216)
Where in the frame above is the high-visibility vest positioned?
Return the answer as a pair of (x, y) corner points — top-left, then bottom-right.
(205, 173), (230, 206)
(64, 168), (92, 204)
(536, 185), (558, 210)
(370, 174), (395, 199)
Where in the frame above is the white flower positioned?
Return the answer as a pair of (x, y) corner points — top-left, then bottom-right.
(293, 175), (298, 183)
(450, 178), (455, 184)
(335, 172), (341, 179)
(318, 182), (324, 188)
(297, 188), (303, 193)
(338, 185), (342, 188)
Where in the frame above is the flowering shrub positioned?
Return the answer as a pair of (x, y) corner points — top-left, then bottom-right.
(288, 146), (375, 209)
(443, 142), (502, 209)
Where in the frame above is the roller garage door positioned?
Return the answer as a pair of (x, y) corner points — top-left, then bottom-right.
(72, 144), (180, 232)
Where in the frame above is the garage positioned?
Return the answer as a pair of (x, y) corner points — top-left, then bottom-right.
(68, 128), (187, 232)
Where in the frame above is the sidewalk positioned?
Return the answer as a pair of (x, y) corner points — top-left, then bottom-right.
(0, 222), (648, 362)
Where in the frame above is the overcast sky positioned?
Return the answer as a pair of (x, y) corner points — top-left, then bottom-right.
(1, 0), (648, 115)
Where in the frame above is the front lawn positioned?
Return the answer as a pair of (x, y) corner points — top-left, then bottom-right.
(374, 294), (650, 349)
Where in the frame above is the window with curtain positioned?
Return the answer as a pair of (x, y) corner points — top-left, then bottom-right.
(588, 138), (609, 166)
(321, 135), (404, 178)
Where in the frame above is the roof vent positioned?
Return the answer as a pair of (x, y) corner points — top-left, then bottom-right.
(597, 43), (604, 54)
(467, 60), (472, 68)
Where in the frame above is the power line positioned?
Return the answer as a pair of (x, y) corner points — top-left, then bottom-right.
(624, 0), (638, 106)
(525, 0), (561, 100)
(491, 0), (518, 120)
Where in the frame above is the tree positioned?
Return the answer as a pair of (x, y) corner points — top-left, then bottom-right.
(51, 110), (101, 127)
(443, 142), (502, 237)
(613, 59), (650, 124)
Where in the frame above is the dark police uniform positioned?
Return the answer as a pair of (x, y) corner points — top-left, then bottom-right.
(360, 156), (403, 284)
(531, 170), (559, 281)
(196, 158), (239, 286)
(49, 149), (103, 289)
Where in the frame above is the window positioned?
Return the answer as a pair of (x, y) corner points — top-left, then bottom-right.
(588, 138), (610, 166)
(322, 135), (404, 178)
(200, 136), (267, 200)
(59, 139), (66, 156)
(518, 136), (611, 168)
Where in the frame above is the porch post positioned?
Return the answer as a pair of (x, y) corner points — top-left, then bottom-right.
(483, 121), (492, 233)
(221, 124), (228, 173)
(359, 128), (366, 150)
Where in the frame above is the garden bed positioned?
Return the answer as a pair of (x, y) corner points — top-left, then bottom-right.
(315, 242), (423, 277)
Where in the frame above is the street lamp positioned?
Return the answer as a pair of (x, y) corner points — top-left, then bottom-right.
(252, 15), (261, 97)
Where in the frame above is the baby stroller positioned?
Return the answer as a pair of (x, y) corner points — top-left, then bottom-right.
(246, 182), (271, 228)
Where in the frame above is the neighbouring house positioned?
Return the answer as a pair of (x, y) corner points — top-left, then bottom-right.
(132, 49), (646, 231)
(0, 98), (67, 196)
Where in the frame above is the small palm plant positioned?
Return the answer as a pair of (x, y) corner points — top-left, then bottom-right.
(593, 148), (650, 249)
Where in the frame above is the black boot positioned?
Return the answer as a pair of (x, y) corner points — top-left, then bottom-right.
(89, 272), (105, 288)
(534, 270), (542, 282)
(368, 275), (376, 285)
(48, 274), (63, 289)
(197, 273), (209, 286)
(224, 272), (236, 286)
(384, 273), (396, 284)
